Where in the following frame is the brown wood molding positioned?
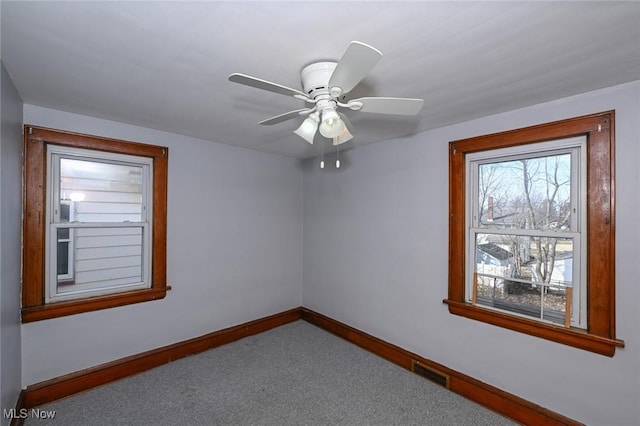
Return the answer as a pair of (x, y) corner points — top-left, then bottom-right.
(447, 111), (620, 355)
(22, 306), (582, 425)
(443, 300), (623, 357)
(23, 308), (302, 408)
(301, 308), (583, 426)
(22, 125), (170, 322)
(21, 286), (172, 323)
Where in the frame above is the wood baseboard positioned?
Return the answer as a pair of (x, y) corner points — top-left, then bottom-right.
(23, 307), (302, 408)
(21, 306), (581, 425)
(301, 308), (582, 426)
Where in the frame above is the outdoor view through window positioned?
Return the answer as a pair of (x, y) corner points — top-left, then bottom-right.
(468, 140), (583, 328)
(47, 148), (152, 303)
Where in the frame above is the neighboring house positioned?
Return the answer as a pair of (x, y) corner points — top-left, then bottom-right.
(528, 251), (573, 292)
(475, 243), (513, 293)
(476, 242), (512, 267)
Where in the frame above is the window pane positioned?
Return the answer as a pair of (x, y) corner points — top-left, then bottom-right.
(57, 227), (69, 240)
(60, 202), (70, 222)
(60, 158), (143, 222)
(56, 241), (69, 276)
(55, 226), (145, 297)
(57, 227), (72, 279)
(474, 233), (572, 325)
(478, 153), (572, 231)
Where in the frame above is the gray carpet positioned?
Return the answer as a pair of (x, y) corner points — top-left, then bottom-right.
(25, 321), (516, 425)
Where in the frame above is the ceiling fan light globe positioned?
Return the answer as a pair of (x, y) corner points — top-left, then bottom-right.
(319, 108), (345, 138)
(300, 118), (317, 133)
(319, 120), (345, 138)
(333, 126), (354, 146)
(294, 115), (319, 144)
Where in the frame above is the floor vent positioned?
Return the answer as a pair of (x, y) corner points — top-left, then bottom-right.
(411, 360), (450, 389)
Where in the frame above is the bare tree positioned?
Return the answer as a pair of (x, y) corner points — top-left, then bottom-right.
(478, 163), (506, 224)
(519, 156), (571, 287)
(480, 154), (571, 293)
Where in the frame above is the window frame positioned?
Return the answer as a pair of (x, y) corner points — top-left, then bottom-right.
(444, 111), (624, 356)
(22, 126), (170, 323)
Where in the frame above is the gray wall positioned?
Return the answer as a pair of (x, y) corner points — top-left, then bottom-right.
(302, 81), (640, 426)
(20, 105), (304, 385)
(10, 79), (640, 425)
(0, 63), (23, 421)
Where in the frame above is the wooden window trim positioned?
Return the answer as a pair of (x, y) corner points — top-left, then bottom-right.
(443, 111), (624, 356)
(22, 126), (170, 322)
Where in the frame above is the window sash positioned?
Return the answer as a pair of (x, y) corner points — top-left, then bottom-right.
(467, 139), (584, 233)
(46, 223), (150, 302)
(465, 140), (586, 328)
(45, 145), (154, 303)
(467, 229), (583, 327)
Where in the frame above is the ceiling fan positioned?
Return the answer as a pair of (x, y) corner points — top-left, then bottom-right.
(228, 41), (424, 147)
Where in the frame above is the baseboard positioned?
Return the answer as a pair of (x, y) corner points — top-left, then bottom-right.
(301, 308), (582, 426)
(23, 307), (302, 408)
(22, 306), (582, 425)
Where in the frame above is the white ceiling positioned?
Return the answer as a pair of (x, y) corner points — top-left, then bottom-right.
(2, 1), (639, 159)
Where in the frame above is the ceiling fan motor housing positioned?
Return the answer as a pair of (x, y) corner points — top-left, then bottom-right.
(301, 62), (337, 99)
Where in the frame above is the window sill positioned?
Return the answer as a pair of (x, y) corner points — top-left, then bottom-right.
(21, 286), (171, 323)
(443, 299), (624, 357)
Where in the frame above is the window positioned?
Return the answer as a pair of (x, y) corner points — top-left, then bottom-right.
(47, 147), (153, 302)
(22, 127), (170, 322)
(468, 139), (585, 328)
(445, 111), (624, 356)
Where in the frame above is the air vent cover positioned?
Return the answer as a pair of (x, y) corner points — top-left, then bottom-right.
(411, 360), (450, 389)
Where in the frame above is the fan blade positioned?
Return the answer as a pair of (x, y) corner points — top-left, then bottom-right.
(258, 109), (312, 125)
(229, 73), (309, 98)
(349, 97), (424, 115)
(328, 41), (382, 96)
